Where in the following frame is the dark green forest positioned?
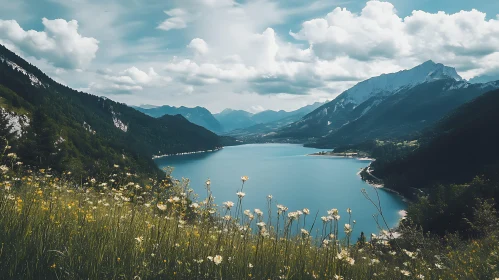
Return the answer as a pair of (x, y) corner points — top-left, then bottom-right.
(345, 89), (499, 236)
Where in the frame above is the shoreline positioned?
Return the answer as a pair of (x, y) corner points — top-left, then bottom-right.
(358, 162), (410, 203)
(358, 161), (408, 236)
(308, 153), (375, 161)
(152, 147), (223, 159)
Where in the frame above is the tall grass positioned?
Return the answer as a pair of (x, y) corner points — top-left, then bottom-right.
(0, 153), (498, 279)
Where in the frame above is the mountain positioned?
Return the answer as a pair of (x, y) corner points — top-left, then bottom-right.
(214, 109), (256, 132)
(373, 88), (499, 196)
(134, 105), (223, 133)
(469, 74), (499, 84)
(311, 78), (499, 148)
(273, 61), (464, 140)
(251, 110), (289, 124)
(0, 44), (228, 178)
(216, 102), (324, 133)
(366, 88), (499, 236)
(226, 102), (325, 140)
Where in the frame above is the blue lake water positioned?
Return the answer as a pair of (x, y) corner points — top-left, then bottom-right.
(155, 144), (406, 238)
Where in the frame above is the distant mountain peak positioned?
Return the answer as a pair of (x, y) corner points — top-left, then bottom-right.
(339, 60), (462, 105)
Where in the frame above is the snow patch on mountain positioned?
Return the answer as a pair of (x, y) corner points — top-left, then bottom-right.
(1, 56), (44, 88)
(83, 121), (96, 135)
(111, 111), (128, 132)
(341, 60), (462, 106)
(0, 108), (30, 137)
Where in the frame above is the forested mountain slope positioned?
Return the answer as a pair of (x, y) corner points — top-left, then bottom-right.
(134, 105), (223, 134)
(372, 88), (499, 197)
(0, 44), (224, 178)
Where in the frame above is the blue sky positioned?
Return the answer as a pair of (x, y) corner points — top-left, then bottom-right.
(1, 0), (498, 113)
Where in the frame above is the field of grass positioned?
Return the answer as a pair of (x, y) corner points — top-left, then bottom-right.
(0, 151), (498, 279)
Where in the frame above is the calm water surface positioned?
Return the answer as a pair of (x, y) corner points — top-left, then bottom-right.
(155, 144), (406, 237)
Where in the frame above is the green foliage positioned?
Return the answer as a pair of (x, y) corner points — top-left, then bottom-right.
(373, 88), (499, 198)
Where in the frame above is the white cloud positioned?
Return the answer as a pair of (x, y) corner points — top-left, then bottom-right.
(290, 1), (499, 79)
(0, 18), (99, 69)
(157, 9), (190, 31)
(187, 38), (209, 55)
(91, 66), (171, 94)
(249, 105), (265, 113)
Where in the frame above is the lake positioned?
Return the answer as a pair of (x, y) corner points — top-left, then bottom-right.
(155, 144), (406, 238)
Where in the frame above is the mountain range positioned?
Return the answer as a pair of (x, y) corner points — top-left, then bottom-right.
(257, 60), (498, 147)
(214, 102), (324, 134)
(133, 105), (224, 133)
(134, 102), (324, 134)
(0, 44), (230, 178)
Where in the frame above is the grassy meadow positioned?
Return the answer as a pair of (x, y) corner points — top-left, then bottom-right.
(0, 151), (498, 279)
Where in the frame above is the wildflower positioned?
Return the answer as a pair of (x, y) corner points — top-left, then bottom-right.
(207, 256), (213, 261)
(206, 179), (211, 186)
(400, 270), (411, 277)
(256, 222), (266, 228)
(16, 161), (23, 165)
(288, 211), (299, 220)
(248, 263), (253, 268)
(135, 236), (144, 243)
(259, 227), (270, 237)
(337, 249), (348, 260)
(90, 178), (96, 183)
(244, 209), (251, 216)
(114, 164), (119, 168)
(241, 176), (249, 182)
(213, 255), (223, 265)
(417, 275), (425, 279)
(301, 229), (309, 237)
(277, 204), (288, 212)
(370, 259), (380, 265)
(157, 204), (167, 211)
(344, 224), (352, 234)
(346, 257), (355, 266)
(254, 209), (263, 216)
(7, 153), (16, 158)
(403, 249), (416, 259)
(223, 201), (234, 209)
(267, 194), (273, 200)
(321, 216), (329, 223)
(236, 192), (246, 198)
(328, 208), (339, 215)
(303, 208), (310, 215)
(190, 203), (199, 209)
(0, 165), (8, 173)
(322, 239), (330, 247)
(223, 215), (231, 221)
(333, 214), (340, 220)
(346, 208), (352, 214)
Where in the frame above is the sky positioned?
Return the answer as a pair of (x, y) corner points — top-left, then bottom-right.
(0, 0), (499, 113)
